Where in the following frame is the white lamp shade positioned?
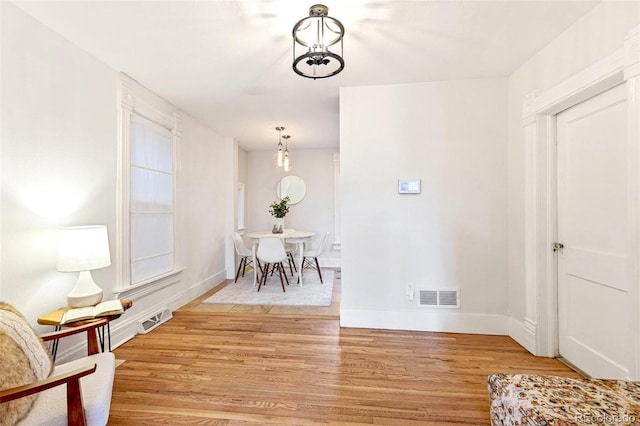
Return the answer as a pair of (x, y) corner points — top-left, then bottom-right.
(57, 225), (111, 272)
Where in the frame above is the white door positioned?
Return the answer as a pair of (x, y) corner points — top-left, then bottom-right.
(557, 83), (629, 379)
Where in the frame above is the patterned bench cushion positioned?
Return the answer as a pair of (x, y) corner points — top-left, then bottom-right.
(487, 373), (640, 425)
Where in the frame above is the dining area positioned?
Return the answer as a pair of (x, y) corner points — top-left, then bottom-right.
(222, 170), (335, 304)
(196, 139), (340, 310)
(219, 228), (332, 308)
(245, 229), (323, 289)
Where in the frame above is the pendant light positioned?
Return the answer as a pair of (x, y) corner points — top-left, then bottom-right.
(282, 135), (292, 171)
(292, 4), (345, 79)
(274, 126), (285, 167)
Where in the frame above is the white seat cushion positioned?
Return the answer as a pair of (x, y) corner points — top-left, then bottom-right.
(19, 352), (115, 426)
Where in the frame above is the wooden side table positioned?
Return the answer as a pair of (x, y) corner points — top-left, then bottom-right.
(38, 299), (133, 360)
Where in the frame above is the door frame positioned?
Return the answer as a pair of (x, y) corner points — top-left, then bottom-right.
(521, 25), (640, 380)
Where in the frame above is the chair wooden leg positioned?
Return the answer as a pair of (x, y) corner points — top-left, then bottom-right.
(265, 264), (273, 285)
(234, 257), (244, 283)
(262, 264), (269, 280)
(277, 264), (286, 292)
(280, 263), (289, 286)
(66, 377), (87, 426)
(241, 256), (250, 277)
(257, 263), (269, 292)
(264, 263), (271, 290)
(290, 253), (297, 272)
(315, 257), (323, 283)
(287, 256), (294, 276)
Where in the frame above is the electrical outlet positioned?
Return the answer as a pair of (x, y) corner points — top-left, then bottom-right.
(406, 283), (414, 301)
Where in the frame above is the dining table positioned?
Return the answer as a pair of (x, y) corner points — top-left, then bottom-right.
(245, 230), (316, 287)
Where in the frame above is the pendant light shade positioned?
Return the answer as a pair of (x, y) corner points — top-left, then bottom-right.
(292, 4), (345, 80)
(282, 135), (292, 171)
(276, 145), (284, 167)
(273, 126), (285, 166)
(284, 153), (291, 172)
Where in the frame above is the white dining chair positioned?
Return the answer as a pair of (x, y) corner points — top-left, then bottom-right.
(256, 237), (289, 292)
(283, 229), (298, 276)
(232, 232), (255, 283)
(301, 232), (330, 284)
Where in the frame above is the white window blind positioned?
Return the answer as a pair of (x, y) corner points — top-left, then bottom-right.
(130, 115), (174, 284)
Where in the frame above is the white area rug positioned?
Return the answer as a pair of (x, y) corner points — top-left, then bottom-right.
(204, 269), (334, 307)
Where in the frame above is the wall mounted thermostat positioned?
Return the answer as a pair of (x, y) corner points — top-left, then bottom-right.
(398, 179), (421, 194)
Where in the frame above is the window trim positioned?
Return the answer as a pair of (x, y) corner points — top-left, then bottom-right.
(117, 73), (181, 291)
(237, 182), (246, 231)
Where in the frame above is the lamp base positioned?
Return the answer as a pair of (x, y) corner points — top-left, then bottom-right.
(67, 270), (104, 308)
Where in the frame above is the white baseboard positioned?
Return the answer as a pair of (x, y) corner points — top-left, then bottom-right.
(508, 316), (537, 355)
(340, 308), (509, 335)
(175, 269), (227, 310)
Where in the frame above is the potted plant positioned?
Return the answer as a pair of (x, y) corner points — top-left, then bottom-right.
(269, 196), (290, 234)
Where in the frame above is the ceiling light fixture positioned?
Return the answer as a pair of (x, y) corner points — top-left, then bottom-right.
(282, 135), (292, 171)
(292, 4), (344, 80)
(274, 126), (285, 167)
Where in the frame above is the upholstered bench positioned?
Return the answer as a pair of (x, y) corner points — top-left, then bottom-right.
(487, 373), (640, 425)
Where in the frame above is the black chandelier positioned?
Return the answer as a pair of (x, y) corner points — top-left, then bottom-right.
(292, 4), (345, 80)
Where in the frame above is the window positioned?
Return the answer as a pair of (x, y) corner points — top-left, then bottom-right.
(117, 74), (181, 290)
(130, 115), (174, 284)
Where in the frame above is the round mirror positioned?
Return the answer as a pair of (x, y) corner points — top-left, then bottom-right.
(277, 175), (306, 205)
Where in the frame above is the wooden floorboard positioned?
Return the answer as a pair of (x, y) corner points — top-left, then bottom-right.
(109, 272), (580, 425)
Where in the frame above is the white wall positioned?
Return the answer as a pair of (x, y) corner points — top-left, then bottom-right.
(340, 78), (508, 334)
(1, 3), (229, 358)
(1, 2), (117, 324)
(246, 149), (340, 265)
(507, 1), (640, 328)
(175, 114), (228, 300)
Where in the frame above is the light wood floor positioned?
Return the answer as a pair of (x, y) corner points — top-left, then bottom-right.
(109, 271), (580, 425)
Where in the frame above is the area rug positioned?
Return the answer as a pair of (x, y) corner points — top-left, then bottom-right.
(203, 269), (334, 307)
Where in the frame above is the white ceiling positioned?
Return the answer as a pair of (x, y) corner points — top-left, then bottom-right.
(13, 0), (599, 151)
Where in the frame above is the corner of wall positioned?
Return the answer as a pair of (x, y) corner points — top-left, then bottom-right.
(508, 315), (538, 355)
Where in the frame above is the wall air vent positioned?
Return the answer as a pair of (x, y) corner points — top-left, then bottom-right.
(137, 307), (172, 334)
(419, 290), (438, 306)
(418, 289), (460, 308)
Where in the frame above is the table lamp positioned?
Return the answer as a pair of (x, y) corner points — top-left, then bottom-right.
(57, 225), (111, 308)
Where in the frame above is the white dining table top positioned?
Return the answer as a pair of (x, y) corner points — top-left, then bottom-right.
(245, 230), (315, 240)
(245, 229), (316, 287)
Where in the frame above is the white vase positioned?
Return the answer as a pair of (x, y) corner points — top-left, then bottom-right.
(272, 217), (284, 234)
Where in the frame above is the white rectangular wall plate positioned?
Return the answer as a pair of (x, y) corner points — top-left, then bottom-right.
(398, 179), (421, 194)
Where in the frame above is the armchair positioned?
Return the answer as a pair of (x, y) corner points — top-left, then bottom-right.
(0, 305), (115, 426)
